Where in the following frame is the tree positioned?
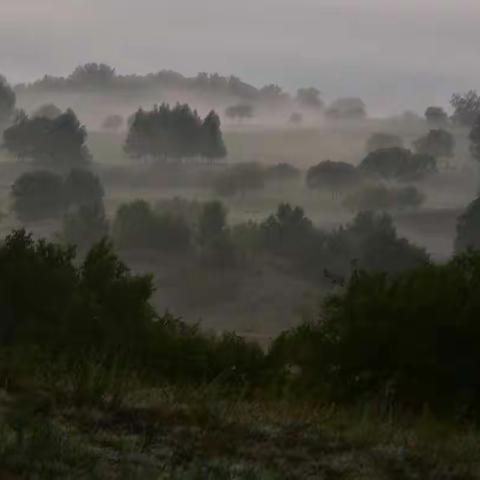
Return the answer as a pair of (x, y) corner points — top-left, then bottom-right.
(366, 132), (403, 153)
(201, 110), (227, 161)
(11, 171), (65, 221)
(69, 63), (116, 86)
(296, 87), (323, 110)
(425, 106), (448, 127)
(413, 129), (455, 158)
(326, 97), (366, 120)
(102, 114), (124, 132)
(225, 104), (254, 122)
(198, 200), (227, 245)
(450, 90), (480, 127)
(455, 196), (480, 252)
(359, 147), (437, 181)
(0, 76), (16, 127)
(343, 184), (425, 212)
(125, 104), (226, 163)
(3, 109), (90, 167)
(213, 162), (266, 197)
(113, 200), (191, 252)
(64, 168), (104, 208)
(62, 202), (109, 251)
(306, 160), (359, 196)
(265, 163), (301, 182)
(32, 103), (62, 120)
(469, 115), (480, 162)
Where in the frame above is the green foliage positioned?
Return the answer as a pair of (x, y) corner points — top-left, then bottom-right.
(270, 250), (480, 414)
(414, 129), (455, 158)
(306, 160), (359, 194)
(125, 104), (226, 162)
(113, 200), (191, 252)
(455, 196), (480, 252)
(11, 170), (65, 221)
(366, 132), (403, 153)
(343, 184), (425, 212)
(359, 147), (437, 181)
(3, 109), (90, 166)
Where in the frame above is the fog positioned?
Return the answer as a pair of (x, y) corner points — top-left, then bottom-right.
(2, 0), (480, 113)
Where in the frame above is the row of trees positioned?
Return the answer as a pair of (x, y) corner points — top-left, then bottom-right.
(125, 104), (227, 162)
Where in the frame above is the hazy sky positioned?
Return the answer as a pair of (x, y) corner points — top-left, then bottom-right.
(2, 0), (480, 113)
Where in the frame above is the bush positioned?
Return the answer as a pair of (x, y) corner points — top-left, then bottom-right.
(343, 185), (425, 212)
(11, 171), (65, 221)
(113, 200), (191, 252)
(269, 250), (480, 414)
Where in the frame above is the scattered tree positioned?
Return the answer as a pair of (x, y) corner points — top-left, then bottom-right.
(359, 147), (437, 181)
(450, 90), (480, 127)
(11, 170), (65, 221)
(326, 97), (366, 120)
(3, 109), (90, 167)
(413, 129), (455, 159)
(0, 76), (16, 127)
(425, 106), (448, 127)
(306, 160), (359, 196)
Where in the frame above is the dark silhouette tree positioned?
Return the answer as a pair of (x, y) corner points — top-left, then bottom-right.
(200, 110), (227, 161)
(69, 63), (116, 86)
(326, 97), (366, 120)
(213, 162), (266, 197)
(32, 103), (62, 120)
(455, 196), (480, 252)
(306, 160), (359, 196)
(64, 168), (104, 208)
(450, 90), (480, 127)
(359, 147), (437, 181)
(3, 109), (90, 167)
(469, 115), (480, 162)
(198, 200), (227, 245)
(366, 132), (403, 153)
(425, 106), (448, 127)
(296, 87), (323, 110)
(0, 76), (16, 127)
(414, 129), (455, 159)
(11, 170), (65, 221)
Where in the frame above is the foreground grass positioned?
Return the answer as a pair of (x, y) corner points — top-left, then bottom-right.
(0, 384), (479, 479)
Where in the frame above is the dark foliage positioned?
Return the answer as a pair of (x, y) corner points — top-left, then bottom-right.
(113, 200), (191, 252)
(265, 163), (301, 182)
(306, 160), (359, 194)
(450, 90), (480, 127)
(3, 109), (90, 167)
(425, 106), (448, 127)
(366, 132), (403, 153)
(359, 147), (437, 181)
(295, 87), (323, 110)
(124, 104), (226, 162)
(225, 104), (254, 121)
(455, 196), (480, 252)
(468, 114), (480, 162)
(213, 162), (266, 197)
(11, 171), (65, 221)
(64, 168), (104, 208)
(0, 76), (16, 127)
(326, 97), (366, 120)
(269, 250), (480, 414)
(32, 103), (62, 120)
(414, 129), (455, 158)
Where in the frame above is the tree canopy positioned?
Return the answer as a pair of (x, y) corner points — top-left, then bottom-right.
(306, 160), (359, 194)
(3, 109), (90, 167)
(413, 129), (455, 158)
(125, 104), (226, 162)
(326, 97), (366, 120)
(366, 132), (403, 153)
(425, 106), (448, 127)
(450, 90), (480, 127)
(0, 76), (16, 127)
